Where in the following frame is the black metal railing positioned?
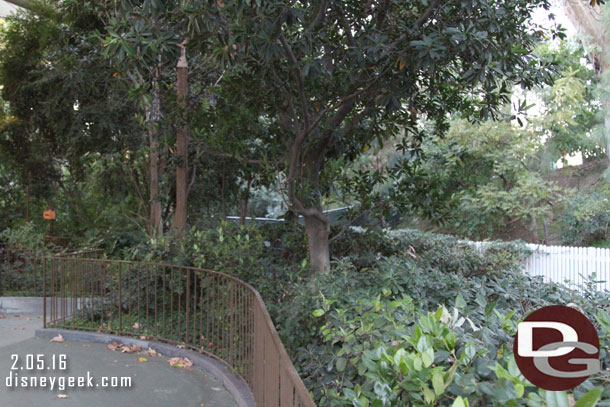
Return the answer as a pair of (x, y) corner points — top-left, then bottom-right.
(43, 256), (315, 407)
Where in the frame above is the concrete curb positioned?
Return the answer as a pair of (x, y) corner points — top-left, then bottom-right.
(35, 328), (255, 407)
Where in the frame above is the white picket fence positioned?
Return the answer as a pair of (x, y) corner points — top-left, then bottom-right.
(522, 244), (610, 292)
(471, 242), (610, 291)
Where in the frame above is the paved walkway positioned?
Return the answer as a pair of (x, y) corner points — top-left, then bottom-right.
(0, 313), (42, 347)
(0, 314), (239, 407)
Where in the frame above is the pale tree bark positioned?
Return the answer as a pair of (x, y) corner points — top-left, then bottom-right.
(559, 0), (610, 164)
(304, 213), (331, 272)
(172, 43), (188, 235)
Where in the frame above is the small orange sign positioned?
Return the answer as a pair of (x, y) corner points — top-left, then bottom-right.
(43, 210), (56, 220)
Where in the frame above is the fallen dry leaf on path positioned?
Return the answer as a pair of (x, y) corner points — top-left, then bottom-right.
(121, 345), (141, 354)
(106, 341), (141, 353)
(168, 357), (193, 369)
(142, 348), (160, 357)
(137, 357), (148, 363)
(0, 314), (5, 319)
(107, 341), (121, 351)
(50, 334), (65, 343)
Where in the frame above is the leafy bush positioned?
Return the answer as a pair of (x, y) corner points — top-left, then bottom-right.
(311, 294), (608, 407)
(560, 187), (610, 246)
(121, 221), (313, 318)
(274, 230), (610, 406)
(113, 225), (610, 406)
(0, 222), (47, 250)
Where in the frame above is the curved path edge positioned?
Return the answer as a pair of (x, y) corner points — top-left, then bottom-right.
(35, 328), (255, 407)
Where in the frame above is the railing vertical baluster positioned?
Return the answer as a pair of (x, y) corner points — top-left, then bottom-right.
(184, 270), (191, 345)
(154, 264), (158, 340)
(199, 274), (204, 350)
(146, 264), (150, 339)
(118, 263), (123, 335)
(42, 257), (46, 329)
(170, 267), (174, 341)
(162, 265), (167, 339)
(101, 262), (106, 332)
(22, 256), (315, 407)
(90, 261), (94, 326)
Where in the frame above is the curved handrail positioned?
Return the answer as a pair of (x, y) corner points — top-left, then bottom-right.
(42, 256), (315, 407)
(0, 248), (101, 295)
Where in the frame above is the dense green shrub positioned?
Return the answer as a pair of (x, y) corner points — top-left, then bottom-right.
(560, 187), (610, 246)
(309, 295), (608, 407)
(115, 225), (610, 406)
(0, 222), (47, 250)
(121, 221), (313, 316)
(270, 230), (609, 406)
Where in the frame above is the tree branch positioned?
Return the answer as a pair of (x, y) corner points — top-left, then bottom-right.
(375, 0), (392, 29)
(413, 0), (442, 30)
(308, 0), (327, 31)
(304, 63), (391, 139)
(272, 70), (299, 133)
(329, 206), (374, 243)
(187, 146), (198, 197)
(279, 33), (310, 131)
(339, 14), (357, 49)
(377, 0), (446, 63)
(195, 143), (281, 166)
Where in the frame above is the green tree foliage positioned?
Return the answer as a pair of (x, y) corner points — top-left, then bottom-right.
(182, 0), (559, 271)
(380, 40), (607, 242)
(0, 1), (228, 237)
(0, 4), (142, 232)
(0, 161), (24, 230)
(390, 119), (564, 240)
(120, 225), (610, 406)
(560, 185), (610, 246)
(533, 41), (606, 164)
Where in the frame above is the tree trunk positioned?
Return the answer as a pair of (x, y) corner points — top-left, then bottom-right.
(172, 46), (188, 234)
(148, 73), (162, 237)
(304, 213), (331, 272)
(530, 214), (538, 243)
(220, 171), (227, 218)
(239, 177), (253, 226)
(25, 177), (30, 222)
